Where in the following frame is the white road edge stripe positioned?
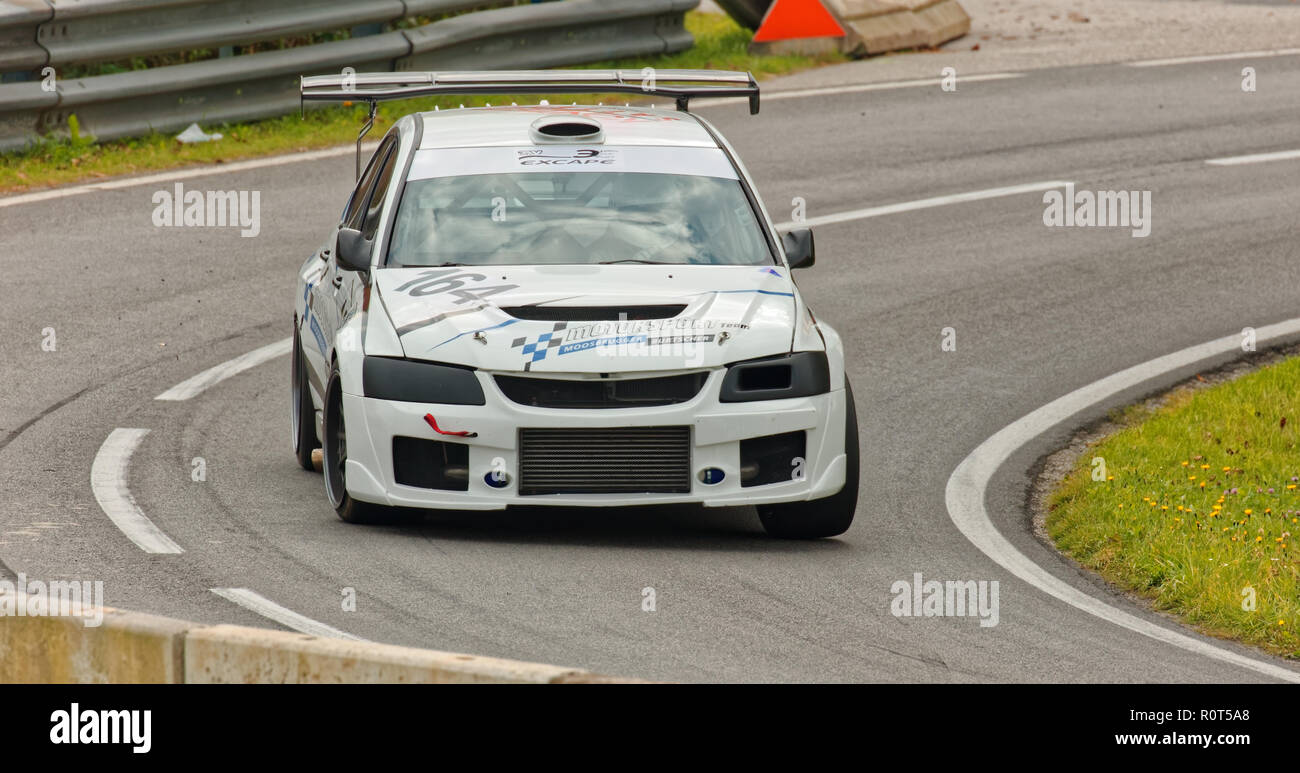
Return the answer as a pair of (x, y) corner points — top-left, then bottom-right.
(946, 319), (1300, 683)
(1128, 48), (1300, 67)
(694, 72), (1024, 108)
(0, 143), (377, 210)
(211, 588), (365, 641)
(1205, 149), (1300, 166)
(91, 428), (183, 554)
(156, 337), (292, 401)
(775, 180), (1070, 230)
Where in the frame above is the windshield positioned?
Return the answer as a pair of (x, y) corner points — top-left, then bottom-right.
(387, 171), (773, 267)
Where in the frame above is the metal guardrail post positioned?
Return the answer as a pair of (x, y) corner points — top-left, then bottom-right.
(0, 0), (53, 73)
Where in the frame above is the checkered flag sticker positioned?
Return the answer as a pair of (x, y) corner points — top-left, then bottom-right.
(511, 322), (568, 370)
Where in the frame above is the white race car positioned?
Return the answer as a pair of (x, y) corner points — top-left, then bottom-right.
(292, 70), (858, 538)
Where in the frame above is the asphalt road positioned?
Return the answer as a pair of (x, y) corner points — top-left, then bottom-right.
(2, 52), (1299, 682)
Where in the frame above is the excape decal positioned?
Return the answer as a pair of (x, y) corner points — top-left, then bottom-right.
(516, 148), (621, 168)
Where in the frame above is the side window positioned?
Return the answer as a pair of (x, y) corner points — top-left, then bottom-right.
(361, 144), (400, 241)
(342, 137), (396, 229)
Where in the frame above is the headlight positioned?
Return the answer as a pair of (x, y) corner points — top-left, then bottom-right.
(362, 356), (486, 405)
(719, 351), (830, 402)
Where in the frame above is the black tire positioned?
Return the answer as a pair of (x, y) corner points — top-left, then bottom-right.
(757, 378), (859, 539)
(291, 330), (319, 471)
(322, 361), (393, 524)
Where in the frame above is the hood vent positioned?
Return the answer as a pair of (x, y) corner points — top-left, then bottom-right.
(501, 305), (686, 322)
(529, 115), (604, 144)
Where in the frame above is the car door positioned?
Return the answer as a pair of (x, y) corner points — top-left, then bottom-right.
(305, 136), (396, 375)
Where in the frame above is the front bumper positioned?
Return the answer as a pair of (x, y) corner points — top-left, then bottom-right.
(340, 368), (848, 510)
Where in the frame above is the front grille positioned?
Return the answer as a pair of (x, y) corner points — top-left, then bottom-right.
(500, 305), (685, 321)
(495, 372), (706, 409)
(392, 436), (469, 491)
(518, 426), (691, 495)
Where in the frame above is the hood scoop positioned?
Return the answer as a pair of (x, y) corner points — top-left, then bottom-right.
(501, 304), (686, 322)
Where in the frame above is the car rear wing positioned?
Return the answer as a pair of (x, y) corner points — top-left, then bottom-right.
(300, 69), (761, 115)
(302, 69), (760, 179)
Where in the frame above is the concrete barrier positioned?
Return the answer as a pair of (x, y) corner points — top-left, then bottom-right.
(0, 604), (188, 683)
(750, 0), (970, 57)
(0, 593), (617, 684)
(185, 625), (588, 684)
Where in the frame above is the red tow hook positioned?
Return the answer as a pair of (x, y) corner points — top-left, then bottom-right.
(424, 413), (477, 438)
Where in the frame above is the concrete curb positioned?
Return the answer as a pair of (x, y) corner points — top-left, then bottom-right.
(0, 594), (620, 684)
(751, 0), (970, 57)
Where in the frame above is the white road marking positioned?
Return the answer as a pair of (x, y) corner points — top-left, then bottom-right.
(695, 72), (1024, 109)
(1128, 48), (1300, 68)
(90, 428), (183, 554)
(211, 588), (364, 641)
(775, 180), (1070, 230)
(1205, 148), (1300, 166)
(155, 337), (291, 401)
(946, 319), (1300, 683)
(0, 143), (377, 209)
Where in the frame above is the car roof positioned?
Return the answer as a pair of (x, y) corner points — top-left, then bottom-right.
(414, 104), (719, 150)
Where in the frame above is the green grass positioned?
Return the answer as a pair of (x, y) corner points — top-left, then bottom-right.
(0, 11), (845, 193)
(1047, 357), (1300, 658)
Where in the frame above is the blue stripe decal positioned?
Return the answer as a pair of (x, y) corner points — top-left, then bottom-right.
(430, 318), (519, 350)
(705, 289), (795, 297)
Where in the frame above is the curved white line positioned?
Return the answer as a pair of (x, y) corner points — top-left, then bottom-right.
(155, 338), (291, 401)
(91, 428), (183, 554)
(946, 319), (1300, 682)
(212, 588), (364, 641)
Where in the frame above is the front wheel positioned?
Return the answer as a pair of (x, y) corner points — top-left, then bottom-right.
(322, 361), (393, 525)
(757, 379), (859, 539)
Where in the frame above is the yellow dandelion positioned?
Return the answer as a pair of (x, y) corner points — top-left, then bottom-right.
(1245, 509), (1253, 515)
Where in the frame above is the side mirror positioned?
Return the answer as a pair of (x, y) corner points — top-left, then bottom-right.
(782, 228), (815, 269)
(335, 227), (370, 272)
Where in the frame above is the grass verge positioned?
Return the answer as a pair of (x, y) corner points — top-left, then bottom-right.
(1046, 356), (1300, 659)
(0, 11), (845, 194)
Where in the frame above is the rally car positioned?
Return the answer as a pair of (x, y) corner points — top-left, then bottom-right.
(291, 70), (858, 538)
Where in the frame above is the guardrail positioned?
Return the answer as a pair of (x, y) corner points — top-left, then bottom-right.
(0, 0), (698, 152)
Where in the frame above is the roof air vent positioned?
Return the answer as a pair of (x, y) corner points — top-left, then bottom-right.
(529, 115), (604, 145)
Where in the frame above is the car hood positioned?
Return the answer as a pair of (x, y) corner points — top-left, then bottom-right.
(373, 264), (797, 372)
